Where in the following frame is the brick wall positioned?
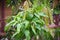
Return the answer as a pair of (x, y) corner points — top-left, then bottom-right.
(0, 6), (12, 28)
(5, 7), (12, 18)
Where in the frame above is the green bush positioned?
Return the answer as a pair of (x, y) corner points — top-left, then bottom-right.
(5, 0), (53, 40)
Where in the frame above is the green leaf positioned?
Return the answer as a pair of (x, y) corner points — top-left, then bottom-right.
(12, 32), (19, 38)
(24, 20), (29, 28)
(12, 24), (21, 38)
(34, 13), (40, 19)
(38, 12), (48, 17)
(39, 19), (45, 25)
(31, 25), (36, 35)
(17, 17), (20, 21)
(35, 24), (41, 31)
(17, 24), (21, 32)
(13, 21), (18, 26)
(24, 30), (30, 40)
(32, 17), (39, 22)
(26, 12), (33, 20)
(18, 12), (24, 17)
(5, 20), (15, 31)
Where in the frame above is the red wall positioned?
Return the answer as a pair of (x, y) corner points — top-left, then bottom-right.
(0, 6), (12, 29)
(5, 7), (12, 18)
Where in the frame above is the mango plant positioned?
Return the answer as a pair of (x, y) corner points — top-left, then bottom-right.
(5, 0), (53, 40)
(5, 7), (53, 40)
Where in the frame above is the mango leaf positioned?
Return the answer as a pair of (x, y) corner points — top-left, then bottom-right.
(18, 12), (24, 17)
(5, 20), (15, 31)
(24, 20), (29, 28)
(34, 13), (40, 19)
(33, 21), (42, 31)
(38, 12), (48, 17)
(35, 24), (41, 31)
(31, 25), (36, 35)
(13, 21), (18, 26)
(26, 12), (33, 21)
(16, 17), (20, 21)
(39, 19), (45, 25)
(32, 17), (39, 22)
(12, 24), (21, 38)
(17, 24), (21, 32)
(12, 32), (19, 38)
(14, 32), (24, 40)
(24, 30), (30, 40)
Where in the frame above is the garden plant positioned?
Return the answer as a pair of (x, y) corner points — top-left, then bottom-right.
(4, 0), (55, 40)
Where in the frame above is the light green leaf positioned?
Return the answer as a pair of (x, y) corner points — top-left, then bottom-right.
(35, 24), (41, 31)
(38, 12), (48, 17)
(12, 32), (19, 38)
(24, 30), (30, 40)
(17, 24), (21, 32)
(13, 21), (18, 26)
(12, 24), (21, 38)
(31, 25), (36, 35)
(24, 20), (29, 28)
(40, 19), (45, 24)
(34, 13), (40, 19)
(17, 17), (20, 21)
(5, 20), (15, 31)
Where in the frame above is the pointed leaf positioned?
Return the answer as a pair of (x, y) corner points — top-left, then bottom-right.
(24, 30), (30, 40)
(31, 25), (36, 35)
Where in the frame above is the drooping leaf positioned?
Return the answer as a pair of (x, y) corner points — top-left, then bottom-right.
(17, 24), (21, 32)
(38, 12), (48, 17)
(24, 30), (30, 40)
(31, 25), (36, 35)
(5, 20), (15, 31)
(12, 24), (21, 38)
(13, 21), (18, 26)
(24, 20), (29, 28)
